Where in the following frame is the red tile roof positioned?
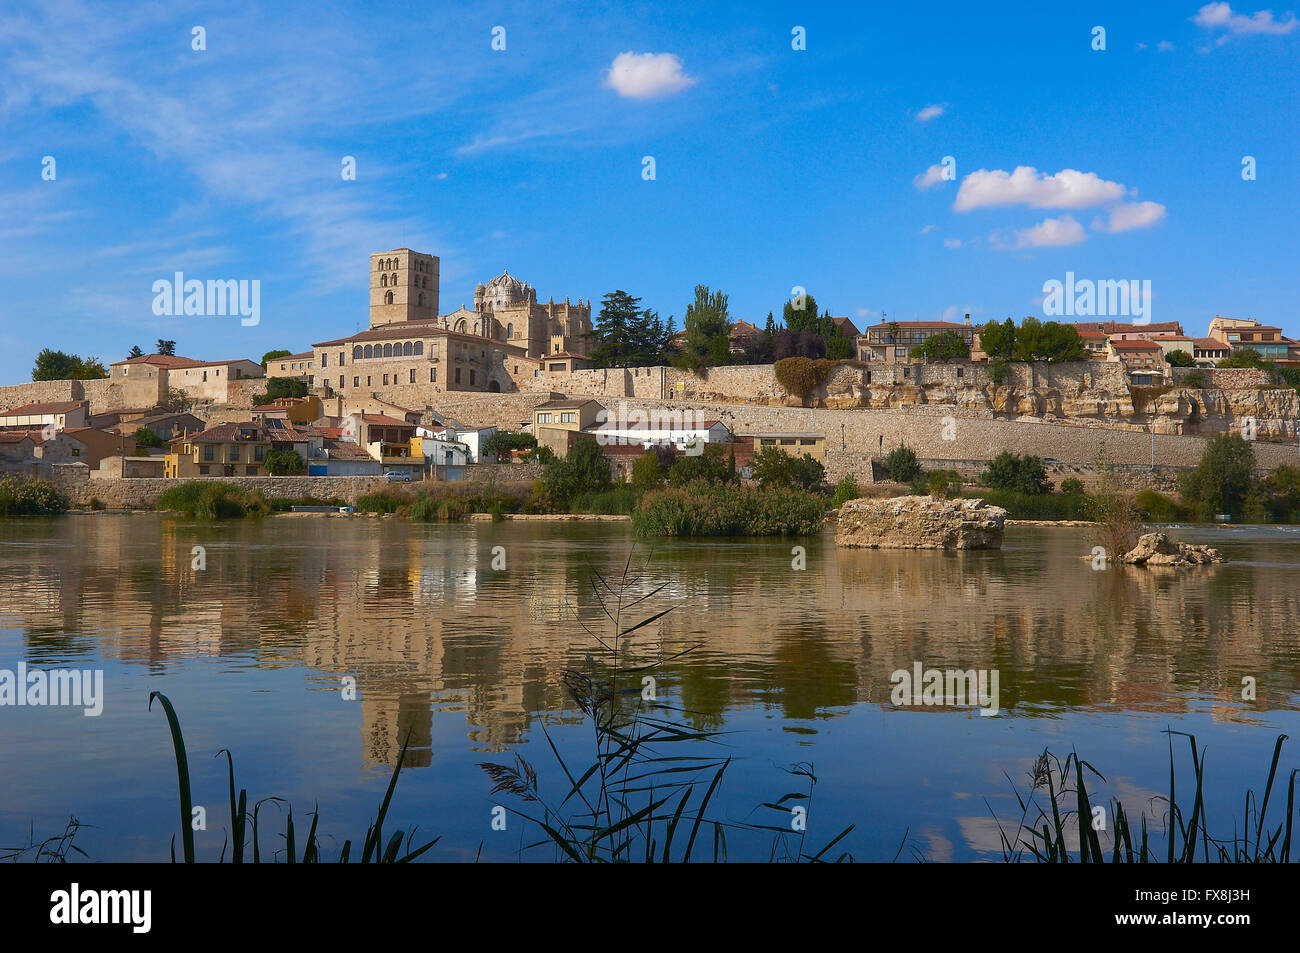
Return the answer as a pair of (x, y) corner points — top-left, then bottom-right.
(1110, 339), (1162, 350)
(0, 401), (87, 416)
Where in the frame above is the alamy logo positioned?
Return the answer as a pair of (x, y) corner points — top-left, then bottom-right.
(0, 663), (103, 716)
(592, 402), (713, 455)
(1042, 271), (1151, 325)
(151, 273), (260, 326)
(890, 662), (1000, 716)
(49, 884), (151, 933)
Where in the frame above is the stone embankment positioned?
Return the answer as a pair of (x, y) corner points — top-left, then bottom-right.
(835, 495), (1007, 550)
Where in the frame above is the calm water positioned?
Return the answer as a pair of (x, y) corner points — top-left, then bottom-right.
(2, 513), (1299, 862)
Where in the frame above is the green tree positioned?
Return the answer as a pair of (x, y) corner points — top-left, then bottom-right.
(1178, 433), (1256, 519)
(1165, 349), (1195, 367)
(1013, 317), (1085, 363)
(783, 293), (820, 334)
(982, 452), (1051, 495)
(31, 349), (106, 380)
(156, 339), (176, 356)
(261, 349), (292, 366)
(752, 446), (826, 490)
(677, 285), (733, 371)
(882, 444), (921, 483)
(251, 378), (309, 404)
(910, 330), (971, 362)
(482, 431), (537, 460)
(264, 448), (306, 475)
(631, 450), (665, 493)
(127, 345), (144, 359)
(831, 475), (860, 507)
(1217, 348), (1265, 368)
(667, 443), (733, 486)
(133, 427), (166, 449)
(160, 388), (194, 413)
(978, 319), (1016, 361)
(542, 435), (611, 506)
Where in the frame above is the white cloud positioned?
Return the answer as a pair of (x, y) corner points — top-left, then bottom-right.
(1192, 3), (1298, 35)
(1092, 200), (1168, 233)
(995, 214), (1088, 250)
(943, 237), (963, 249)
(954, 166), (1127, 211)
(920, 224), (936, 234)
(916, 103), (947, 122)
(1158, 40), (1176, 50)
(913, 164), (949, 190)
(1137, 41), (1149, 49)
(603, 52), (697, 99)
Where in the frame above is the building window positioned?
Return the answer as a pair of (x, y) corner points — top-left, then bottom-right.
(383, 374), (389, 385)
(385, 291), (394, 305)
(246, 466), (258, 475)
(339, 376), (344, 388)
(322, 354), (327, 367)
(470, 370), (476, 386)
(409, 369), (416, 383)
(231, 445), (240, 462)
(254, 446), (264, 461)
(367, 377), (371, 387)
(455, 368), (461, 384)
(353, 376), (359, 387)
(430, 368), (436, 383)
(203, 445), (214, 461)
(339, 352), (345, 366)
(199, 465), (209, 475)
(561, 412), (576, 423)
(538, 413), (552, 424)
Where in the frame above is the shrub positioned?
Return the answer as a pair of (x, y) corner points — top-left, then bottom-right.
(1182, 369), (1206, 389)
(1217, 348), (1265, 369)
(1262, 465), (1300, 523)
(1165, 349), (1196, 367)
(960, 488), (1092, 520)
(925, 469), (962, 498)
(569, 486), (638, 515)
(987, 358), (1009, 386)
(264, 448), (305, 475)
(0, 475), (70, 515)
(831, 475), (860, 508)
(133, 427), (166, 449)
(773, 356), (837, 402)
(355, 489), (408, 513)
(909, 330), (971, 362)
(1135, 489), (1185, 522)
(1059, 477), (1085, 496)
(981, 452), (1051, 495)
(881, 444), (921, 483)
(481, 430), (537, 460)
(751, 446), (826, 491)
(632, 483), (825, 537)
(154, 481), (266, 519)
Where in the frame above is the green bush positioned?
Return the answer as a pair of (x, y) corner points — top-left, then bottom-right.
(355, 489), (408, 513)
(1182, 369), (1206, 389)
(0, 475), (70, 515)
(154, 481), (267, 519)
(1177, 433), (1255, 520)
(632, 482), (825, 537)
(542, 434), (611, 506)
(667, 444), (733, 487)
(831, 475), (860, 508)
(925, 469), (962, 498)
(264, 448), (306, 475)
(1135, 489), (1186, 522)
(133, 427), (166, 450)
(882, 444), (921, 483)
(982, 452), (1051, 495)
(987, 358), (1009, 386)
(960, 488), (1091, 520)
(631, 450), (666, 493)
(751, 446), (826, 490)
(1059, 477), (1085, 496)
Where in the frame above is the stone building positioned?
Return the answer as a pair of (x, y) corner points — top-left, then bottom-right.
(472, 270), (592, 360)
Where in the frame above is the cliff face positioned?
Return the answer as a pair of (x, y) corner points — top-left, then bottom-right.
(810, 365), (1298, 442)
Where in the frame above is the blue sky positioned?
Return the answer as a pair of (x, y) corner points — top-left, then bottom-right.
(1, 0), (1297, 381)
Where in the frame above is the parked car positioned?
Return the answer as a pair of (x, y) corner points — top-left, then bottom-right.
(384, 470), (411, 482)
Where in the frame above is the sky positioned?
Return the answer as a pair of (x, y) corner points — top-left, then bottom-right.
(1, 0), (1297, 382)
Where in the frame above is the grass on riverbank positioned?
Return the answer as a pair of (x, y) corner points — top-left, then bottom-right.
(154, 482), (268, 519)
(632, 482), (825, 537)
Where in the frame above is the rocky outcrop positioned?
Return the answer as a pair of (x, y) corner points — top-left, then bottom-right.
(1121, 532), (1225, 567)
(836, 495), (1007, 550)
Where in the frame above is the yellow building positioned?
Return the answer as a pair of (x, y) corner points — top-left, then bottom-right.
(165, 422), (273, 477)
(251, 395), (322, 425)
(740, 432), (827, 464)
(533, 398), (604, 458)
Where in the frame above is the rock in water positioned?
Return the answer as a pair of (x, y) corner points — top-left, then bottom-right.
(835, 495), (1007, 550)
(1121, 532), (1224, 567)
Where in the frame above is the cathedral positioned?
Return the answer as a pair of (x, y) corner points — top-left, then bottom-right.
(365, 249), (591, 360)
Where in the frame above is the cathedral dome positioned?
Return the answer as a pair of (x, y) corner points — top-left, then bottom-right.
(483, 271), (526, 304)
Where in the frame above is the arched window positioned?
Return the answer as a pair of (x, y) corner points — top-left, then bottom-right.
(403, 342), (413, 356)
(383, 343), (393, 358)
(507, 322), (514, 339)
(353, 345), (362, 360)
(413, 341), (423, 355)
(417, 293), (424, 307)
(381, 274), (388, 287)
(363, 345), (373, 359)
(390, 273), (398, 285)
(385, 291), (394, 304)
(455, 319), (467, 333)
